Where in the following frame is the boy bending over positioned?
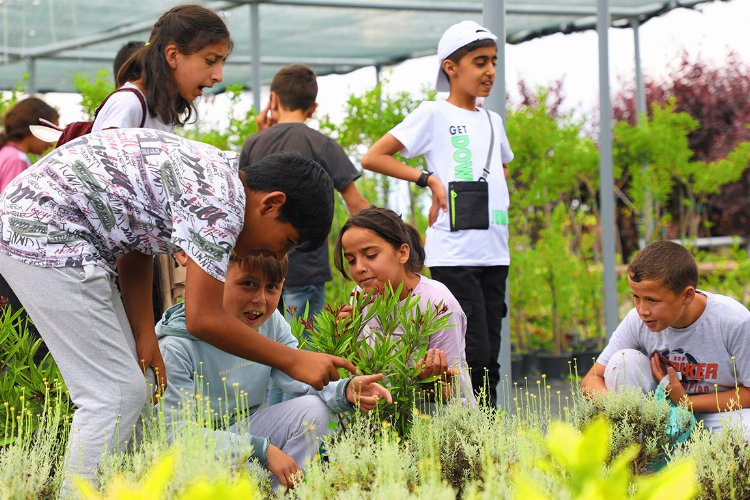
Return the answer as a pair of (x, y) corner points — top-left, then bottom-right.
(0, 129), (355, 488)
(157, 253), (391, 488)
(582, 240), (750, 436)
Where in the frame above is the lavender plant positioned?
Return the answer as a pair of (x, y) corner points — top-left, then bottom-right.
(291, 283), (452, 436)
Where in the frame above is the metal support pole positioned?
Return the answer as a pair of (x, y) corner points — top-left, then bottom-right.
(484, 0), (512, 404)
(632, 18), (652, 247)
(598, 0), (619, 337)
(633, 18), (646, 119)
(484, 0), (506, 120)
(249, 2), (262, 112)
(26, 57), (36, 93)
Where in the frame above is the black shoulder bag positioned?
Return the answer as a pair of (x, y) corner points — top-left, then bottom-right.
(448, 109), (494, 232)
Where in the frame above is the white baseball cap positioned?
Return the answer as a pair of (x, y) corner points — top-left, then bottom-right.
(435, 20), (498, 92)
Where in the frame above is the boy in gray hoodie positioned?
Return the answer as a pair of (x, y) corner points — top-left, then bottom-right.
(156, 252), (391, 489)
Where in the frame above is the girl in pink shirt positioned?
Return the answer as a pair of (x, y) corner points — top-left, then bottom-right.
(335, 207), (474, 404)
(0, 97), (59, 192)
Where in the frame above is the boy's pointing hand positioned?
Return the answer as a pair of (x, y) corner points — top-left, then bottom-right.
(290, 350), (358, 390)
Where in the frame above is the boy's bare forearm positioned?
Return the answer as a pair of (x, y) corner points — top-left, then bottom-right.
(185, 307), (296, 370)
(182, 265), (295, 371)
(683, 386), (750, 413)
(340, 182), (370, 215)
(361, 134), (419, 182)
(580, 372), (607, 397)
(117, 250), (156, 339)
(362, 153), (421, 182)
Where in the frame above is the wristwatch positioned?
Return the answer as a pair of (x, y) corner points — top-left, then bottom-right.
(415, 170), (433, 188)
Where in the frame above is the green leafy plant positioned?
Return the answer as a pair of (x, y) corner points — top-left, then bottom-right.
(291, 284), (452, 436)
(670, 422), (750, 499)
(72, 70), (116, 119)
(0, 302), (71, 440)
(568, 387), (694, 472)
(512, 417), (698, 499)
(178, 83), (258, 151)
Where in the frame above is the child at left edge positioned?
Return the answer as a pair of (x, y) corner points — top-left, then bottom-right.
(0, 128), (357, 488)
(157, 252), (391, 489)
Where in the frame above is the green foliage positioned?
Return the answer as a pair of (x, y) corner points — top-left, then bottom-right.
(0, 304), (71, 438)
(670, 422), (750, 499)
(292, 416), (429, 497)
(569, 386), (694, 472)
(79, 448), (263, 499)
(511, 205), (603, 354)
(0, 74), (30, 120)
(0, 381), (69, 498)
(0, 375), (722, 499)
(72, 70), (116, 119)
(321, 84), (435, 305)
(291, 284), (452, 436)
(504, 93), (606, 353)
(506, 93), (600, 212)
(410, 400), (514, 494)
(512, 417), (697, 500)
(694, 241), (750, 308)
(178, 84), (258, 152)
(615, 99), (750, 240)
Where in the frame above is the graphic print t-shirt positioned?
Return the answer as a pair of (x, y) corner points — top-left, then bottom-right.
(389, 100), (514, 267)
(598, 291), (750, 394)
(0, 128), (245, 282)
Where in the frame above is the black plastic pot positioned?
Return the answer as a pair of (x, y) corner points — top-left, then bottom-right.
(521, 352), (540, 378)
(511, 353), (523, 380)
(536, 352), (573, 380)
(569, 351), (600, 378)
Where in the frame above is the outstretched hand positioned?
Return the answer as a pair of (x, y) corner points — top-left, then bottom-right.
(287, 350), (358, 390)
(416, 348), (448, 379)
(346, 373), (393, 412)
(266, 444), (301, 489)
(427, 175), (447, 226)
(136, 332), (167, 404)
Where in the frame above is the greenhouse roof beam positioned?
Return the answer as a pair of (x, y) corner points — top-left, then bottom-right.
(1, 49), (377, 68)
(245, 0), (673, 17)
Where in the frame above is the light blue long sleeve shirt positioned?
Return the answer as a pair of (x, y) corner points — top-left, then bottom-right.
(155, 302), (353, 465)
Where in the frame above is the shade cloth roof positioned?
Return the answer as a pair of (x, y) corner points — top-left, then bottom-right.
(0, 0), (715, 93)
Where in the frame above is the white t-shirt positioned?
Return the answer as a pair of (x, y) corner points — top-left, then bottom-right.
(92, 82), (173, 133)
(0, 128), (245, 282)
(598, 291), (750, 394)
(389, 100), (514, 267)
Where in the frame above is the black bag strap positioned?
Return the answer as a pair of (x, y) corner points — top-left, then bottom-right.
(93, 87), (147, 127)
(479, 108), (494, 182)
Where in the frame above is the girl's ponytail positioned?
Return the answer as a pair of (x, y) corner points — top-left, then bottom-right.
(402, 222), (425, 273)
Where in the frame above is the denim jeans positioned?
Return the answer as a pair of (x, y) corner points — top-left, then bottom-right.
(282, 283), (326, 320)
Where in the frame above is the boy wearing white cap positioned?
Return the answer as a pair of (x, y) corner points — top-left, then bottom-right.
(362, 20), (514, 406)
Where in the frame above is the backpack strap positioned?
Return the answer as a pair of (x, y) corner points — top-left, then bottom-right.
(94, 87), (148, 127)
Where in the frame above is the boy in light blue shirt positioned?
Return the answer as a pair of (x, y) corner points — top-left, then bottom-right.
(157, 253), (391, 488)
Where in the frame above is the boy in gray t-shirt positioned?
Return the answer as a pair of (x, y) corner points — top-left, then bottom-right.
(582, 241), (750, 436)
